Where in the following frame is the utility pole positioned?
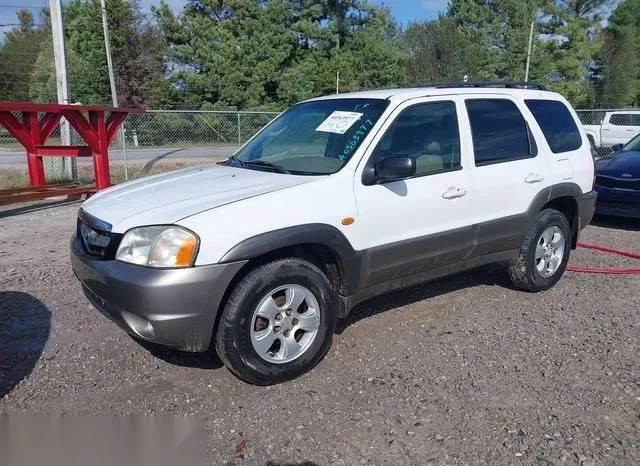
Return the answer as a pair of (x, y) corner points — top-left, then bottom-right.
(524, 19), (535, 84)
(100, 0), (118, 108)
(336, 33), (340, 94)
(100, 0), (128, 179)
(49, 0), (75, 180)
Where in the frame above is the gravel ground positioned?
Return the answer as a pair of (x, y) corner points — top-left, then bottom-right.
(0, 202), (639, 465)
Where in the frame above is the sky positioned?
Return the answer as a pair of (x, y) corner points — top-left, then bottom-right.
(141, 0), (447, 24)
(0, 0), (623, 36)
(0, 0), (446, 31)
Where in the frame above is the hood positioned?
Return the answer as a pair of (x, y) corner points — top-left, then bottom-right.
(81, 163), (315, 232)
(596, 151), (640, 178)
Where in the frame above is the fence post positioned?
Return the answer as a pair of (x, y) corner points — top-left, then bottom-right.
(237, 113), (241, 145)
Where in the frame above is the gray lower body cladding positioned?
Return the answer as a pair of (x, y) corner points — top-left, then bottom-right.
(70, 235), (246, 352)
(346, 189), (598, 311)
(576, 190), (598, 229)
(71, 188), (598, 351)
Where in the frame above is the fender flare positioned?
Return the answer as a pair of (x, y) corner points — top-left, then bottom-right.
(526, 182), (583, 215)
(220, 223), (362, 293)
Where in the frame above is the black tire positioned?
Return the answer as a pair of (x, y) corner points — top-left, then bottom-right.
(508, 208), (572, 292)
(215, 258), (338, 385)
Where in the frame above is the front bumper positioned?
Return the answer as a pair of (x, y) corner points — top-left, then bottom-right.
(595, 186), (640, 219)
(71, 235), (247, 352)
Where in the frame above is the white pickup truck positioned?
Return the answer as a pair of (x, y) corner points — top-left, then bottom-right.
(583, 110), (640, 148)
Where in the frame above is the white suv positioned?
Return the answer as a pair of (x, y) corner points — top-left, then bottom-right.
(71, 82), (597, 384)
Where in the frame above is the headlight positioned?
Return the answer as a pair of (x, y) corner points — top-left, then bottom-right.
(116, 226), (198, 268)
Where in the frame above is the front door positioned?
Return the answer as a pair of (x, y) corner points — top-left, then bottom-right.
(352, 96), (473, 288)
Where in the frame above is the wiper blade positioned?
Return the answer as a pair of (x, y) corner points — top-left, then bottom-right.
(225, 155), (245, 167)
(243, 160), (291, 174)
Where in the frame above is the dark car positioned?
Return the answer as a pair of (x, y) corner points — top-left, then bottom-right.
(594, 133), (640, 218)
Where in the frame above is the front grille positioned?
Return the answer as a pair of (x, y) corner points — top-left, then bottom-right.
(77, 211), (121, 259)
(597, 200), (640, 213)
(596, 176), (640, 190)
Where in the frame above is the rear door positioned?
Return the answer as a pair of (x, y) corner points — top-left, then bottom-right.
(460, 94), (552, 257)
(524, 97), (592, 193)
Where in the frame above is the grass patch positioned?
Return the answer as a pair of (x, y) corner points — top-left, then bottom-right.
(0, 170), (30, 189)
(0, 158), (219, 190)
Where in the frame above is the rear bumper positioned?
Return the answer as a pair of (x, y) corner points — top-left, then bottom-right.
(71, 235), (246, 352)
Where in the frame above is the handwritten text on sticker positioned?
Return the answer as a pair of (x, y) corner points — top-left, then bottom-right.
(316, 111), (364, 134)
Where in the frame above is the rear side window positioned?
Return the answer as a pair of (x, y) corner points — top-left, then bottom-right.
(525, 99), (582, 153)
(465, 99), (536, 166)
(610, 114), (633, 126)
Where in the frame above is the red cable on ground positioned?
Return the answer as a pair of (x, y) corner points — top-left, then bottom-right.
(566, 242), (640, 275)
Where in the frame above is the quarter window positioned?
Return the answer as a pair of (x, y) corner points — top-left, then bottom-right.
(466, 99), (537, 166)
(609, 113), (638, 126)
(371, 101), (461, 176)
(525, 99), (582, 153)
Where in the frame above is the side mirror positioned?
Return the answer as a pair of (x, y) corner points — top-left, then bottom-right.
(611, 143), (623, 152)
(375, 155), (416, 182)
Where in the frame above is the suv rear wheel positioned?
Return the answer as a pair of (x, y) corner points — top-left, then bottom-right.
(215, 258), (338, 385)
(508, 208), (572, 292)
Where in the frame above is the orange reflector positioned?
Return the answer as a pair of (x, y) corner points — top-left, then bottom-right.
(341, 217), (355, 226)
(175, 236), (197, 266)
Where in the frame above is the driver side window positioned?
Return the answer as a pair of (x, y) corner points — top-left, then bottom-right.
(372, 101), (461, 176)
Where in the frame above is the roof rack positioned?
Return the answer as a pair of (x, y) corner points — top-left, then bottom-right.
(422, 81), (549, 91)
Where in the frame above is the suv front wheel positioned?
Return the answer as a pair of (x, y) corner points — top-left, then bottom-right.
(215, 258), (338, 385)
(508, 208), (572, 292)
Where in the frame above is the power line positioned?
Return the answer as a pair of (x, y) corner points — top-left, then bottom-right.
(0, 23), (46, 27)
(0, 5), (44, 9)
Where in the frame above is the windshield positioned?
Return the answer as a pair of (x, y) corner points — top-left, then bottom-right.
(228, 98), (389, 175)
(623, 133), (640, 152)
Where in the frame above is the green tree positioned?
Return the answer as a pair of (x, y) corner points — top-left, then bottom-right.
(447, 0), (552, 82)
(541, 0), (609, 107)
(0, 10), (49, 101)
(595, 0), (640, 106)
(401, 17), (480, 85)
(155, 0), (404, 109)
(29, 0), (166, 107)
(445, 0), (609, 106)
(155, 0), (297, 109)
(593, 26), (638, 107)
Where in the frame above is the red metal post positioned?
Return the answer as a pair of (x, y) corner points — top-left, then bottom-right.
(105, 112), (127, 144)
(89, 110), (111, 190)
(39, 113), (62, 142)
(61, 110), (101, 152)
(22, 111), (46, 187)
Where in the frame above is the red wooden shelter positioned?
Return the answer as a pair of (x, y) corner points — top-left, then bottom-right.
(0, 102), (143, 205)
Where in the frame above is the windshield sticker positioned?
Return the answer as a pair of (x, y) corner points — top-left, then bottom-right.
(316, 111), (364, 134)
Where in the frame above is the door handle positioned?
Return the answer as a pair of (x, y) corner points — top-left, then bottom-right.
(442, 187), (466, 199)
(602, 128), (610, 131)
(524, 173), (544, 184)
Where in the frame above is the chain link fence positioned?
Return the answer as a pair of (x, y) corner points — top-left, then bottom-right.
(105, 110), (280, 183)
(2, 108), (638, 187)
(0, 109), (280, 187)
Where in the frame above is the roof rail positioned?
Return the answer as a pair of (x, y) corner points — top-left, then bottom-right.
(422, 81), (549, 91)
